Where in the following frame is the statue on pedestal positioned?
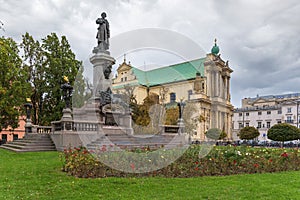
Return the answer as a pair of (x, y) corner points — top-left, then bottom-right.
(96, 12), (110, 50)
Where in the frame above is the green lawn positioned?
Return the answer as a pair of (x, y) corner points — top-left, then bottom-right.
(0, 148), (299, 200)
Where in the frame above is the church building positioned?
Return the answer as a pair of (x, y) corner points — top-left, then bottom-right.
(112, 40), (234, 141)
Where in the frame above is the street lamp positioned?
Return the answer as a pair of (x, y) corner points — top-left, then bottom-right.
(177, 97), (186, 135)
(61, 76), (73, 109)
(296, 99), (300, 128)
(24, 98), (33, 134)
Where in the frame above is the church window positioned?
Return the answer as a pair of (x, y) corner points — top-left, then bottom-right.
(170, 93), (176, 103)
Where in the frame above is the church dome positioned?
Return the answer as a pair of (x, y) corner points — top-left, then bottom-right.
(211, 39), (219, 55)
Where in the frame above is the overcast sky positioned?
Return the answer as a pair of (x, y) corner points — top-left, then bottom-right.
(1, 0), (300, 107)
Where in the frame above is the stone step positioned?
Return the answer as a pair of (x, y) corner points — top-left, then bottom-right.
(9, 141), (54, 146)
(0, 134), (56, 152)
(0, 145), (56, 152)
(2, 143), (56, 150)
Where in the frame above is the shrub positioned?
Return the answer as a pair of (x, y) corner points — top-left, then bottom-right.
(239, 126), (259, 140)
(268, 123), (300, 144)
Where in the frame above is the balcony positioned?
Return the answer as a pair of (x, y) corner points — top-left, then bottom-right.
(285, 120), (294, 124)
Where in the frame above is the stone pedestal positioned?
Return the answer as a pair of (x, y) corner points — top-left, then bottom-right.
(25, 119), (33, 134)
(90, 51), (115, 97)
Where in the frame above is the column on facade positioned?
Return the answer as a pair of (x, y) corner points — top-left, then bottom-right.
(219, 72), (223, 98)
(215, 71), (219, 97)
(227, 77), (230, 101)
(224, 77), (228, 100)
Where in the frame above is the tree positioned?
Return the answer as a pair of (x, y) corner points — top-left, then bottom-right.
(21, 32), (45, 125)
(21, 33), (85, 125)
(267, 123), (300, 146)
(0, 37), (30, 131)
(205, 128), (227, 140)
(239, 126), (259, 140)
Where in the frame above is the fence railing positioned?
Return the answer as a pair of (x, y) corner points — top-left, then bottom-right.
(51, 120), (100, 133)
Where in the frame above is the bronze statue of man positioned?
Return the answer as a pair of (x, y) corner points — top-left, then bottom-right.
(96, 12), (110, 50)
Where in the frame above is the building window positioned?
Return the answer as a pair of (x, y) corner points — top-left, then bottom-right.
(258, 111), (262, 115)
(278, 110), (282, 114)
(238, 123), (243, 128)
(1, 134), (7, 143)
(245, 122), (249, 127)
(170, 93), (176, 103)
(121, 78), (123, 82)
(277, 120), (281, 124)
(246, 112), (249, 116)
(13, 134), (18, 141)
(286, 116), (293, 123)
(239, 113), (242, 117)
(267, 111), (271, 115)
(257, 122), (262, 128)
(266, 122), (271, 128)
(188, 90), (193, 100)
(124, 77), (127, 81)
(287, 107), (292, 113)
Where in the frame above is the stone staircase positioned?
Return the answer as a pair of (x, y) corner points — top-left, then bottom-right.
(87, 133), (189, 151)
(0, 134), (56, 152)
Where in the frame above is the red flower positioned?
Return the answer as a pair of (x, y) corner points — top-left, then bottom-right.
(281, 152), (288, 158)
(253, 163), (259, 168)
(195, 167), (199, 171)
(269, 159), (272, 162)
(195, 161), (199, 165)
(83, 150), (88, 154)
(233, 160), (237, 165)
(130, 163), (135, 170)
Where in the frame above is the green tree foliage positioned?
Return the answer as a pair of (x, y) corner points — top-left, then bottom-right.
(0, 37), (30, 131)
(239, 126), (260, 140)
(267, 123), (300, 143)
(205, 128), (227, 140)
(21, 33), (85, 125)
(21, 33), (45, 125)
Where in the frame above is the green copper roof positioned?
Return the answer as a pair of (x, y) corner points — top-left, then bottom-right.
(131, 58), (205, 87)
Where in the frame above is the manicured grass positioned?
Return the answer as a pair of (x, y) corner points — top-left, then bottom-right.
(1, 148), (300, 200)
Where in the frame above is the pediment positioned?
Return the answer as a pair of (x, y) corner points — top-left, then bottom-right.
(117, 62), (132, 73)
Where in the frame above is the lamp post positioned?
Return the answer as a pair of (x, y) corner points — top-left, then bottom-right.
(296, 99), (300, 128)
(177, 98), (186, 135)
(24, 99), (33, 134)
(61, 76), (73, 120)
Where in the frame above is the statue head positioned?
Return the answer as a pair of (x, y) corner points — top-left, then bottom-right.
(101, 12), (107, 19)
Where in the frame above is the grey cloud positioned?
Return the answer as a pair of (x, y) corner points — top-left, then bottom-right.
(1, 0), (300, 107)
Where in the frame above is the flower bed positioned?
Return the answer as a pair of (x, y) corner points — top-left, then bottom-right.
(61, 145), (300, 178)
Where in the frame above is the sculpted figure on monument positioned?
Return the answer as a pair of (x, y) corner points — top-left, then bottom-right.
(103, 64), (112, 79)
(96, 12), (110, 50)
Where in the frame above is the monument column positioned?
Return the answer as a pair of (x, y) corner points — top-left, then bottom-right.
(90, 53), (115, 97)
